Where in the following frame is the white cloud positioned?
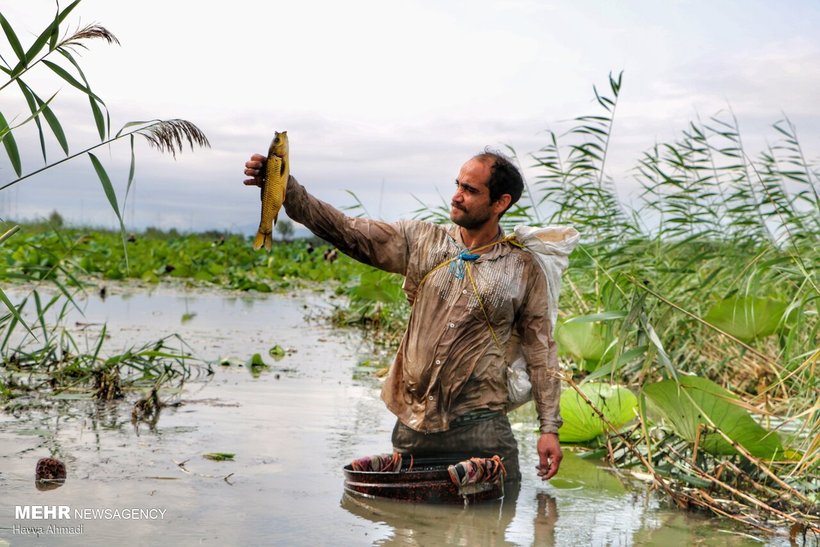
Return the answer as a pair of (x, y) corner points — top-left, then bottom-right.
(2, 0), (819, 232)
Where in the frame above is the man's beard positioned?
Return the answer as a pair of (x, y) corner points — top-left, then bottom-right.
(450, 203), (493, 230)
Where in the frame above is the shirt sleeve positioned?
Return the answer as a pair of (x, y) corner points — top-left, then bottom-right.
(283, 176), (412, 275)
(517, 263), (563, 434)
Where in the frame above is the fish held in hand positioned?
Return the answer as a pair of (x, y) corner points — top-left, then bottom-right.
(254, 131), (289, 251)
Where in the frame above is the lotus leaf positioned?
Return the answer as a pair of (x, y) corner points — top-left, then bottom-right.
(558, 383), (638, 443)
(704, 296), (787, 342)
(642, 376), (783, 458)
(555, 320), (615, 371)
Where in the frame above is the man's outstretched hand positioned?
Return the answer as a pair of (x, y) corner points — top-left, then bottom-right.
(243, 153), (266, 187)
(536, 433), (562, 480)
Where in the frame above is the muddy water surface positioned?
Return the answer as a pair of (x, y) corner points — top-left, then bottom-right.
(0, 286), (786, 546)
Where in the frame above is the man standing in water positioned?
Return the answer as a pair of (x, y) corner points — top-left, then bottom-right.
(243, 149), (562, 482)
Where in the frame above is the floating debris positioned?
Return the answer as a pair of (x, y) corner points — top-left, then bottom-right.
(35, 457), (66, 491)
(203, 453), (235, 462)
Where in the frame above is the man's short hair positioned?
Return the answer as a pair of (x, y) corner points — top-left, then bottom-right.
(474, 148), (523, 214)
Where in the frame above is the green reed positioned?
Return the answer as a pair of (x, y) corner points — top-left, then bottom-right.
(412, 72), (818, 533)
(0, 288), (210, 405)
(0, 2), (210, 407)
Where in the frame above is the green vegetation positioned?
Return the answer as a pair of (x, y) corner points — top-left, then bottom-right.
(0, 220), (399, 395)
(0, 223), (366, 291)
(202, 452), (235, 462)
(529, 74), (816, 535)
(2, 70), (815, 536)
(556, 382), (637, 443)
(415, 72), (818, 534)
(0, 5), (816, 534)
(0, 287), (208, 411)
(0, 3), (208, 409)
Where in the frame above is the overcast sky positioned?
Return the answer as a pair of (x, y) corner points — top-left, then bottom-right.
(1, 0), (819, 234)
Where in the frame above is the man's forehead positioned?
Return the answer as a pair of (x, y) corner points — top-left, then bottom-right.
(458, 158), (492, 187)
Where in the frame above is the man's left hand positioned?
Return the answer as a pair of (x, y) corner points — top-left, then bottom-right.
(536, 433), (562, 480)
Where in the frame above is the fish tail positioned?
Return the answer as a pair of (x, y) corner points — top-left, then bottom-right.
(253, 230), (268, 251)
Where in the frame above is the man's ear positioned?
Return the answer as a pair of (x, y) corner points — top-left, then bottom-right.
(493, 194), (512, 216)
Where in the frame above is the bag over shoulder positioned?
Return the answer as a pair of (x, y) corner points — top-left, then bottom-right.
(507, 225), (580, 410)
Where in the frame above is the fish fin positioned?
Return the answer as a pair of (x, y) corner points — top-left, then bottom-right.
(253, 231), (265, 250)
(264, 233), (273, 251)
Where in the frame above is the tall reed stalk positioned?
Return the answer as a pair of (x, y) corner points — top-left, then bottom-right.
(1, 2), (210, 403)
(414, 70), (818, 533)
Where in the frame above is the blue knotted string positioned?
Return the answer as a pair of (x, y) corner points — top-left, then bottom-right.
(449, 249), (480, 279)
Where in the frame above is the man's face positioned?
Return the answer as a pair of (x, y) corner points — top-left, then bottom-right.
(450, 158), (495, 229)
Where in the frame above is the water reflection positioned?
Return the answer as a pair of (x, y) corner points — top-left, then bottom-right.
(0, 288), (789, 546)
(338, 446), (776, 546)
(340, 485), (563, 546)
(341, 486), (520, 546)
(533, 492), (559, 545)
(130, 389), (162, 434)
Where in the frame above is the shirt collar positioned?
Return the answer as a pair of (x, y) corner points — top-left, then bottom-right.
(447, 224), (511, 261)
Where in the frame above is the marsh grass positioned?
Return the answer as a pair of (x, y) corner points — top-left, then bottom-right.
(0, 288), (211, 405)
(0, 223), (364, 291)
(411, 71), (818, 535)
(0, 1), (209, 284)
(541, 76), (818, 535)
(2, 6), (817, 533)
(0, 3), (211, 418)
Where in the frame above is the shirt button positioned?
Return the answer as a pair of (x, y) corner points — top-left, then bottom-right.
(428, 395), (434, 401)
(462, 289), (468, 295)
(448, 322), (455, 328)
(435, 359), (441, 365)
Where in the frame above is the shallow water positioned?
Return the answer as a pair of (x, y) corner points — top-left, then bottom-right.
(0, 286), (797, 546)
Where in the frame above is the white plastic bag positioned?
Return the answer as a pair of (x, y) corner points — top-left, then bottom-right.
(506, 355), (532, 410)
(513, 225), (580, 335)
(506, 225), (579, 409)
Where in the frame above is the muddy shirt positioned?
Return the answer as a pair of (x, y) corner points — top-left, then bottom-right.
(283, 177), (562, 435)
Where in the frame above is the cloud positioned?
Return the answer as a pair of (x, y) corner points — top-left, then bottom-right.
(3, 0), (819, 233)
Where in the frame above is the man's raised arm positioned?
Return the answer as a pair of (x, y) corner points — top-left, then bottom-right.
(244, 153), (411, 275)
